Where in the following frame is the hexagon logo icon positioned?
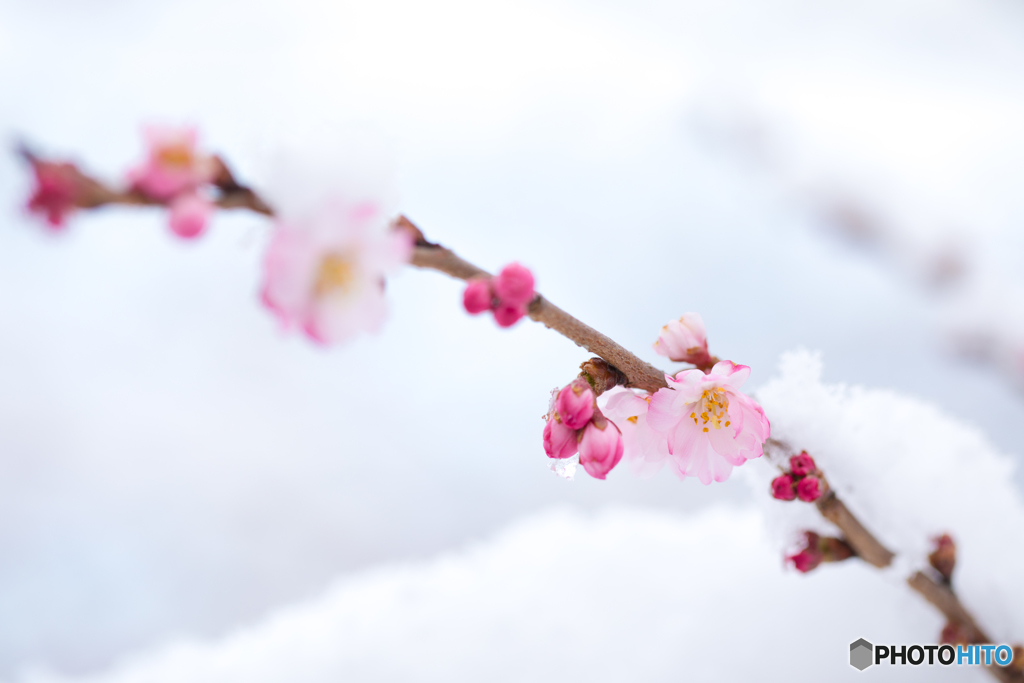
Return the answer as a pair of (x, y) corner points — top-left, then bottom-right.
(850, 638), (873, 670)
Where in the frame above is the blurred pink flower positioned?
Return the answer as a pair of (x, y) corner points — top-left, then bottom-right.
(653, 313), (711, 367)
(578, 418), (624, 480)
(493, 262), (535, 307)
(462, 278), (494, 314)
(261, 200), (412, 345)
(168, 194), (213, 239)
(646, 361), (770, 485)
(26, 161), (81, 229)
(771, 474), (797, 501)
(127, 125), (214, 201)
(555, 378), (595, 430)
(543, 416), (578, 460)
(789, 452), (816, 477)
(796, 475), (822, 502)
(601, 389), (669, 478)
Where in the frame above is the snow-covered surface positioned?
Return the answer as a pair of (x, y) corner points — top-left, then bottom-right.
(3, 0), (1024, 678)
(6, 351), (1022, 683)
(0, 508), (987, 683)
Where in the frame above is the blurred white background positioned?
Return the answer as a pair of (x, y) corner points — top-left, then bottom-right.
(2, 0), (1024, 679)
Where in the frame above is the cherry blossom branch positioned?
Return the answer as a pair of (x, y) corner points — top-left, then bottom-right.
(20, 143), (1020, 679)
(768, 439), (1021, 682)
(20, 147), (667, 391)
(395, 217), (669, 393)
(909, 572), (1022, 682)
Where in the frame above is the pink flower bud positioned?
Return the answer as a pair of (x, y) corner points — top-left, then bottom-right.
(929, 533), (956, 582)
(168, 193), (212, 239)
(493, 302), (526, 328)
(789, 451), (816, 477)
(27, 161), (82, 229)
(771, 474), (797, 501)
(493, 262), (535, 307)
(653, 313), (711, 366)
(796, 475), (822, 502)
(543, 416), (578, 460)
(786, 532), (823, 573)
(556, 379), (595, 430)
(462, 278), (494, 315)
(578, 419), (624, 480)
(787, 547), (823, 573)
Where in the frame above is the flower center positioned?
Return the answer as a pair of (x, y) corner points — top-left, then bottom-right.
(689, 387), (731, 433)
(314, 253), (357, 297)
(157, 145), (194, 168)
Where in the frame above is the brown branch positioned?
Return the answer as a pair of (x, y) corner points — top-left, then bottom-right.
(908, 572), (1022, 682)
(814, 490), (894, 568)
(406, 225), (668, 393)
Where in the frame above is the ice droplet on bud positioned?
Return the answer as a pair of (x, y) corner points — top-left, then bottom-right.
(549, 453), (579, 480)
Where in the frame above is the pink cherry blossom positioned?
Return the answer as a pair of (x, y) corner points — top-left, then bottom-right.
(578, 418), (624, 480)
(127, 125), (215, 201)
(168, 194), (213, 239)
(261, 199), (412, 345)
(796, 475), (822, 502)
(653, 313), (711, 366)
(601, 388), (669, 478)
(645, 360), (770, 485)
(555, 379), (595, 430)
(27, 160), (81, 229)
(771, 474), (797, 501)
(789, 452), (816, 477)
(543, 416), (578, 460)
(463, 278), (494, 314)
(493, 262), (535, 307)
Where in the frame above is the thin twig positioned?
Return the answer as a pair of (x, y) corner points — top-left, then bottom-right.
(908, 572), (1022, 682)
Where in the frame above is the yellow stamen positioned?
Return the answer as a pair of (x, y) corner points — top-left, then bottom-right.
(158, 145), (194, 168)
(627, 416), (638, 424)
(314, 253), (357, 297)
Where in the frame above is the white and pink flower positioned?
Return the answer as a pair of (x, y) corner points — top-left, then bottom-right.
(260, 200), (412, 345)
(646, 361), (770, 484)
(653, 313), (712, 367)
(605, 361), (769, 484)
(127, 125), (215, 201)
(602, 389), (669, 478)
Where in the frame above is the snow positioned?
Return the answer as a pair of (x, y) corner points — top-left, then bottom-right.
(5, 351), (1021, 683)
(4, 0), (1024, 677)
(0, 508), (983, 683)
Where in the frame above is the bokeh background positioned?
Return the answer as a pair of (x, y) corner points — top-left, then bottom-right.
(2, 0), (1024, 680)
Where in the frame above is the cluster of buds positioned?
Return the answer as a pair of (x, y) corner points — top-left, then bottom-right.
(463, 263), (536, 327)
(770, 451), (825, 502)
(543, 377), (624, 480)
(928, 533), (957, 584)
(786, 531), (854, 573)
